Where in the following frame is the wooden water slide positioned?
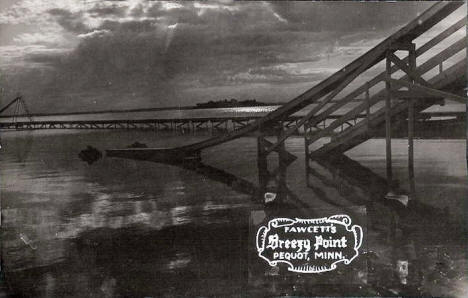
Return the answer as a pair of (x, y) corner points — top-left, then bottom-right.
(107, 1), (465, 163)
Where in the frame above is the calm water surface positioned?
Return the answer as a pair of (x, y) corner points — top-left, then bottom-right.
(1, 129), (467, 297)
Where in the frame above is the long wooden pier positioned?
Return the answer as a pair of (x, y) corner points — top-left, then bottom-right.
(0, 111), (462, 134)
(0, 116), (292, 132)
(0, 114), (367, 132)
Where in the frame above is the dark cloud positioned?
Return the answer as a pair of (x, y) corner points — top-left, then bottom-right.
(269, 2), (431, 32)
(87, 5), (126, 17)
(1, 1), (435, 112)
(98, 19), (159, 33)
(24, 52), (64, 66)
(48, 8), (89, 34)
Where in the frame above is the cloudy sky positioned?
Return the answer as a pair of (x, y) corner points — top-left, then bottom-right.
(0, 0), (448, 113)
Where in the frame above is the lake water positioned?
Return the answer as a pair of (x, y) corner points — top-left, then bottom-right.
(0, 129), (467, 297)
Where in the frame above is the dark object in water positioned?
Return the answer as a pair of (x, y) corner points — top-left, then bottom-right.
(127, 142), (148, 148)
(78, 146), (102, 165)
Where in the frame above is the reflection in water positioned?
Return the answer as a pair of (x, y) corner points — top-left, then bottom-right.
(309, 154), (466, 296)
(2, 130), (34, 163)
(1, 131), (466, 297)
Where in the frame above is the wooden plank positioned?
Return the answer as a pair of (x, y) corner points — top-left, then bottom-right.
(390, 79), (467, 103)
(416, 17), (466, 55)
(416, 37), (466, 74)
(390, 90), (439, 99)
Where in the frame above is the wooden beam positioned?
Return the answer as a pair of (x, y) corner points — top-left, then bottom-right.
(309, 101), (410, 160)
(385, 52), (393, 188)
(0, 96), (22, 115)
(262, 138), (297, 164)
(300, 36), (466, 143)
(387, 52), (430, 87)
(388, 42), (415, 51)
(390, 79), (467, 103)
(305, 38), (466, 146)
(366, 83), (370, 130)
(416, 17), (466, 55)
(257, 136), (269, 192)
(265, 50), (379, 154)
(304, 123), (311, 179)
(277, 128), (287, 202)
(390, 90), (440, 99)
(408, 49), (416, 195)
(416, 37), (466, 74)
(309, 61), (465, 158)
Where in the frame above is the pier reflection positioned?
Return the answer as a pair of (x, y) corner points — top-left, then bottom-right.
(304, 154), (465, 296)
(142, 150), (465, 296)
(1, 130), (34, 162)
(152, 156), (312, 216)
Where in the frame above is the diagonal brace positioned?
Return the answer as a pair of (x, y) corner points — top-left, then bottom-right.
(264, 51), (381, 155)
(262, 138), (297, 164)
(389, 79), (467, 103)
(387, 52), (430, 87)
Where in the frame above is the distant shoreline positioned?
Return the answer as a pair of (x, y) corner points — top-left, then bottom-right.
(194, 99), (270, 109)
(0, 103), (285, 118)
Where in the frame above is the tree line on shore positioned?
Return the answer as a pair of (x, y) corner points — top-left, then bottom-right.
(195, 98), (267, 109)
